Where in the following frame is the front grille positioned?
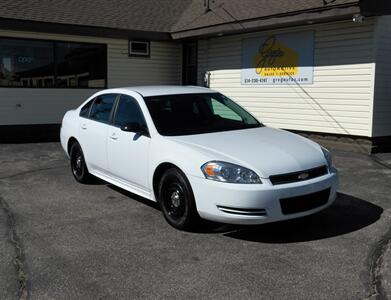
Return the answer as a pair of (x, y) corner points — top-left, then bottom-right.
(280, 188), (330, 215)
(269, 166), (328, 185)
(217, 206), (267, 216)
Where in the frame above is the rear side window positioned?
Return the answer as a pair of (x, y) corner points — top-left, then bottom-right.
(80, 100), (93, 118)
(113, 95), (147, 128)
(90, 94), (117, 123)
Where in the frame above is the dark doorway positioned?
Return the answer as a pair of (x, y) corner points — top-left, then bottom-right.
(182, 42), (198, 85)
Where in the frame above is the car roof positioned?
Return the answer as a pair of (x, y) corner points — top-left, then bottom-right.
(117, 85), (214, 97)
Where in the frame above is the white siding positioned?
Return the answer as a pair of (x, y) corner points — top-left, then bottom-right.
(198, 19), (376, 137)
(0, 30), (182, 125)
(373, 16), (391, 137)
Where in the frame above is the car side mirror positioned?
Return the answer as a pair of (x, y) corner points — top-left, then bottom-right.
(120, 122), (148, 136)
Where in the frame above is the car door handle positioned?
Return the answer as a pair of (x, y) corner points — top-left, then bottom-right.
(109, 134), (118, 141)
(81, 124), (87, 130)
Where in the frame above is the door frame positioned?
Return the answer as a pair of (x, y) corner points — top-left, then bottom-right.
(182, 41), (198, 85)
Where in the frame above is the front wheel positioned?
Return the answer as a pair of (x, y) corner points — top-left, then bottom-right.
(158, 168), (201, 230)
(70, 142), (94, 184)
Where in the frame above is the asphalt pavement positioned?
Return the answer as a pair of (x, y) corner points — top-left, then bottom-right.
(0, 143), (391, 299)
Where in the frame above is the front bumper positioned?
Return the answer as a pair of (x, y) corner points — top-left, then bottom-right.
(188, 167), (338, 225)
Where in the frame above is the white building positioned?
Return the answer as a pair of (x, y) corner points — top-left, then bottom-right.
(0, 0), (390, 152)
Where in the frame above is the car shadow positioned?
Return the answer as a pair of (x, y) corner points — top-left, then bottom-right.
(80, 176), (106, 185)
(107, 184), (236, 233)
(105, 185), (383, 240)
(222, 193), (383, 243)
(107, 184), (160, 210)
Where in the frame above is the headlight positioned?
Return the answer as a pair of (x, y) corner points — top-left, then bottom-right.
(321, 147), (332, 169)
(201, 161), (262, 184)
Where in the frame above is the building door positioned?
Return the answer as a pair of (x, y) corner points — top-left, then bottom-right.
(182, 42), (198, 85)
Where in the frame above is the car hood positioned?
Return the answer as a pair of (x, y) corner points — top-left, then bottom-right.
(167, 127), (326, 178)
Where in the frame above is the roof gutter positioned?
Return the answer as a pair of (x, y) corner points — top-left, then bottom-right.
(171, 4), (362, 40)
(0, 18), (172, 41)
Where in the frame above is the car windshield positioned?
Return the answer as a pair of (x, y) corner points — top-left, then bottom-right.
(144, 93), (263, 136)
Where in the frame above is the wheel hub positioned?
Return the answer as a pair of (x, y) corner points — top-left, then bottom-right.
(72, 151), (83, 177)
(170, 190), (181, 208)
(76, 156), (82, 169)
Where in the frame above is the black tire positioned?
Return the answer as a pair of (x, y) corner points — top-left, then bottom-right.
(70, 142), (94, 184)
(158, 168), (201, 230)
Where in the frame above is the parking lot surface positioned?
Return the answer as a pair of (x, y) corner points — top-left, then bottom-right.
(1, 143), (391, 299)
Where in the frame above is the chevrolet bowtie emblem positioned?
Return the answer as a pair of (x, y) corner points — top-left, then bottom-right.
(298, 173), (309, 180)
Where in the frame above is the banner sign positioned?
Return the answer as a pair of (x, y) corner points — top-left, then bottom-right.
(241, 31), (314, 85)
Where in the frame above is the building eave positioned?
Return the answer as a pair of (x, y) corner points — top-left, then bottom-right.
(171, 5), (361, 40)
(2, 1), (390, 42)
(0, 18), (172, 41)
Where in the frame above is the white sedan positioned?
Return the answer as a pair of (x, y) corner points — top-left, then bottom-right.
(61, 86), (338, 230)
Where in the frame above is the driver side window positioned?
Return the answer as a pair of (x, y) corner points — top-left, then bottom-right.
(113, 95), (147, 129)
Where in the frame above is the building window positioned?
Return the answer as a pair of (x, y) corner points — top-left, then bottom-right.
(129, 40), (150, 57)
(55, 42), (106, 88)
(0, 38), (54, 88)
(0, 37), (107, 88)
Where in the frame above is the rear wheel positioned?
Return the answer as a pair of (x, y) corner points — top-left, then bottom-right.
(158, 168), (201, 230)
(70, 142), (94, 184)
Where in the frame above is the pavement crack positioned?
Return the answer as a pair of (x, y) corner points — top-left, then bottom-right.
(366, 223), (391, 299)
(365, 155), (391, 299)
(0, 163), (66, 299)
(0, 196), (29, 300)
